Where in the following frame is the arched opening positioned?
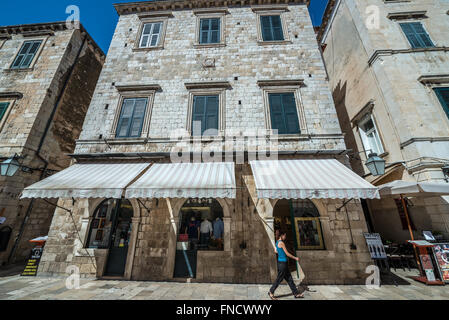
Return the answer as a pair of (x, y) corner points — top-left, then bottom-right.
(273, 199), (325, 271)
(86, 199), (134, 277)
(174, 198), (224, 278)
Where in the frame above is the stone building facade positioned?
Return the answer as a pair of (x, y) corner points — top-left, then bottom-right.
(0, 22), (105, 265)
(33, 0), (376, 285)
(319, 0), (449, 242)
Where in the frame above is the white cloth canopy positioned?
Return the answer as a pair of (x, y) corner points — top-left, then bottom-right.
(250, 159), (380, 200)
(20, 163), (151, 199)
(378, 180), (449, 198)
(125, 162), (236, 199)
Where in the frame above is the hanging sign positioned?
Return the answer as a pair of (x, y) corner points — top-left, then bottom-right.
(363, 233), (387, 260)
(432, 243), (449, 283)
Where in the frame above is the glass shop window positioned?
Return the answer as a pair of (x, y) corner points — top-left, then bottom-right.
(178, 198), (224, 251)
(292, 199), (325, 250)
(86, 199), (117, 249)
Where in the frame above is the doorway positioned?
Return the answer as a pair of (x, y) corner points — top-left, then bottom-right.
(273, 200), (297, 272)
(173, 198), (224, 278)
(86, 199), (134, 277)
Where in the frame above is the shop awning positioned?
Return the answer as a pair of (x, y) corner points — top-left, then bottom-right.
(125, 162), (236, 199)
(20, 163), (151, 199)
(378, 180), (449, 198)
(250, 159), (380, 200)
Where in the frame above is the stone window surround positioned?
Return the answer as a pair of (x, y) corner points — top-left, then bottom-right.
(134, 12), (171, 51)
(258, 80), (308, 137)
(110, 84), (160, 139)
(185, 82), (231, 137)
(0, 92), (22, 133)
(351, 101), (387, 159)
(193, 8), (228, 48)
(6, 35), (48, 71)
(418, 75), (449, 124)
(396, 19), (436, 49)
(252, 5), (292, 46)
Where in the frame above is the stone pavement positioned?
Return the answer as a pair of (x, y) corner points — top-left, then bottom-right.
(0, 269), (448, 300)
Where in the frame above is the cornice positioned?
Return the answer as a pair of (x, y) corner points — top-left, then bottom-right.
(114, 0), (309, 16)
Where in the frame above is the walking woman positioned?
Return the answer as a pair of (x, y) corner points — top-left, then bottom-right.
(269, 231), (304, 300)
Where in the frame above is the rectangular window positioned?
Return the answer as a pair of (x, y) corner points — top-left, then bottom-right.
(268, 92), (300, 135)
(116, 98), (148, 138)
(261, 15), (284, 41)
(192, 95), (219, 136)
(139, 22), (163, 48)
(359, 114), (384, 156)
(199, 18), (221, 44)
(11, 40), (42, 69)
(0, 102), (9, 122)
(400, 22), (434, 49)
(434, 87), (449, 120)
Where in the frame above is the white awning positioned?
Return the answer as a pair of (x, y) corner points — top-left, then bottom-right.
(125, 162), (236, 199)
(250, 159), (380, 200)
(378, 180), (449, 198)
(21, 163), (151, 199)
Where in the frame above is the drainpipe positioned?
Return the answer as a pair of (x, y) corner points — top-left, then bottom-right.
(8, 33), (88, 264)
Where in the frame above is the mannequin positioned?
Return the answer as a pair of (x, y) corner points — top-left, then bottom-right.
(213, 217), (224, 250)
(200, 217), (213, 249)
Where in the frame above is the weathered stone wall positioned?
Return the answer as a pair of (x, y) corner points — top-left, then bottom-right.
(321, 0), (449, 240)
(0, 27), (104, 265)
(75, 4), (345, 155)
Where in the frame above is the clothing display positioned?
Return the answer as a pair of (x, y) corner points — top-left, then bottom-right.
(213, 218), (224, 239)
(187, 220), (200, 239)
(200, 220), (213, 234)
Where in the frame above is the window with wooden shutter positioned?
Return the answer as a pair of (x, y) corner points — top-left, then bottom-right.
(139, 22), (163, 48)
(115, 98), (148, 138)
(192, 95), (219, 136)
(400, 22), (434, 49)
(268, 93), (300, 135)
(434, 88), (449, 120)
(260, 15), (284, 41)
(0, 102), (9, 122)
(11, 40), (42, 69)
(199, 18), (221, 44)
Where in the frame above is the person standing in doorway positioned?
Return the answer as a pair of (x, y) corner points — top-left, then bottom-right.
(269, 231), (304, 300)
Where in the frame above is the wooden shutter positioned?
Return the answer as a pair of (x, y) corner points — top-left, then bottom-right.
(269, 93), (300, 135)
(0, 102), (9, 121)
(282, 93), (300, 134)
(12, 40), (41, 69)
(400, 23), (433, 48)
(200, 18), (220, 44)
(261, 15), (283, 41)
(129, 98), (147, 137)
(192, 95), (219, 135)
(116, 99), (136, 138)
(435, 88), (449, 119)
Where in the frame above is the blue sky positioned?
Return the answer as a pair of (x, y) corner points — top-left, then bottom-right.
(0, 0), (329, 54)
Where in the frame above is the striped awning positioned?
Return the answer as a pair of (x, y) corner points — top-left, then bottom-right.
(21, 163), (151, 199)
(125, 162), (236, 199)
(250, 159), (380, 200)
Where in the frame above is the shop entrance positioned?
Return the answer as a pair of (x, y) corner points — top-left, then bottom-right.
(173, 198), (224, 278)
(273, 200), (297, 272)
(86, 199), (134, 277)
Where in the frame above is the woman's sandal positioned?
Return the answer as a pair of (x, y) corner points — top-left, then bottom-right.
(268, 292), (278, 300)
(294, 293), (305, 299)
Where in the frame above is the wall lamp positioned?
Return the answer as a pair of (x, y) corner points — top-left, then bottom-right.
(0, 154), (38, 177)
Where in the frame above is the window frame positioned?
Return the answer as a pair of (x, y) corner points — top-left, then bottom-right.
(9, 38), (46, 70)
(399, 21), (435, 49)
(194, 10), (226, 48)
(110, 86), (158, 139)
(0, 98), (17, 133)
(433, 87), (449, 121)
(134, 15), (169, 51)
(185, 83), (229, 137)
(260, 83), (307, 137)
(357, 113), (385, 157)
(253, 7), (291, 45)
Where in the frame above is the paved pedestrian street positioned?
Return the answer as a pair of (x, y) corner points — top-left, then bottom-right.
(0, 270), (448, 300)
